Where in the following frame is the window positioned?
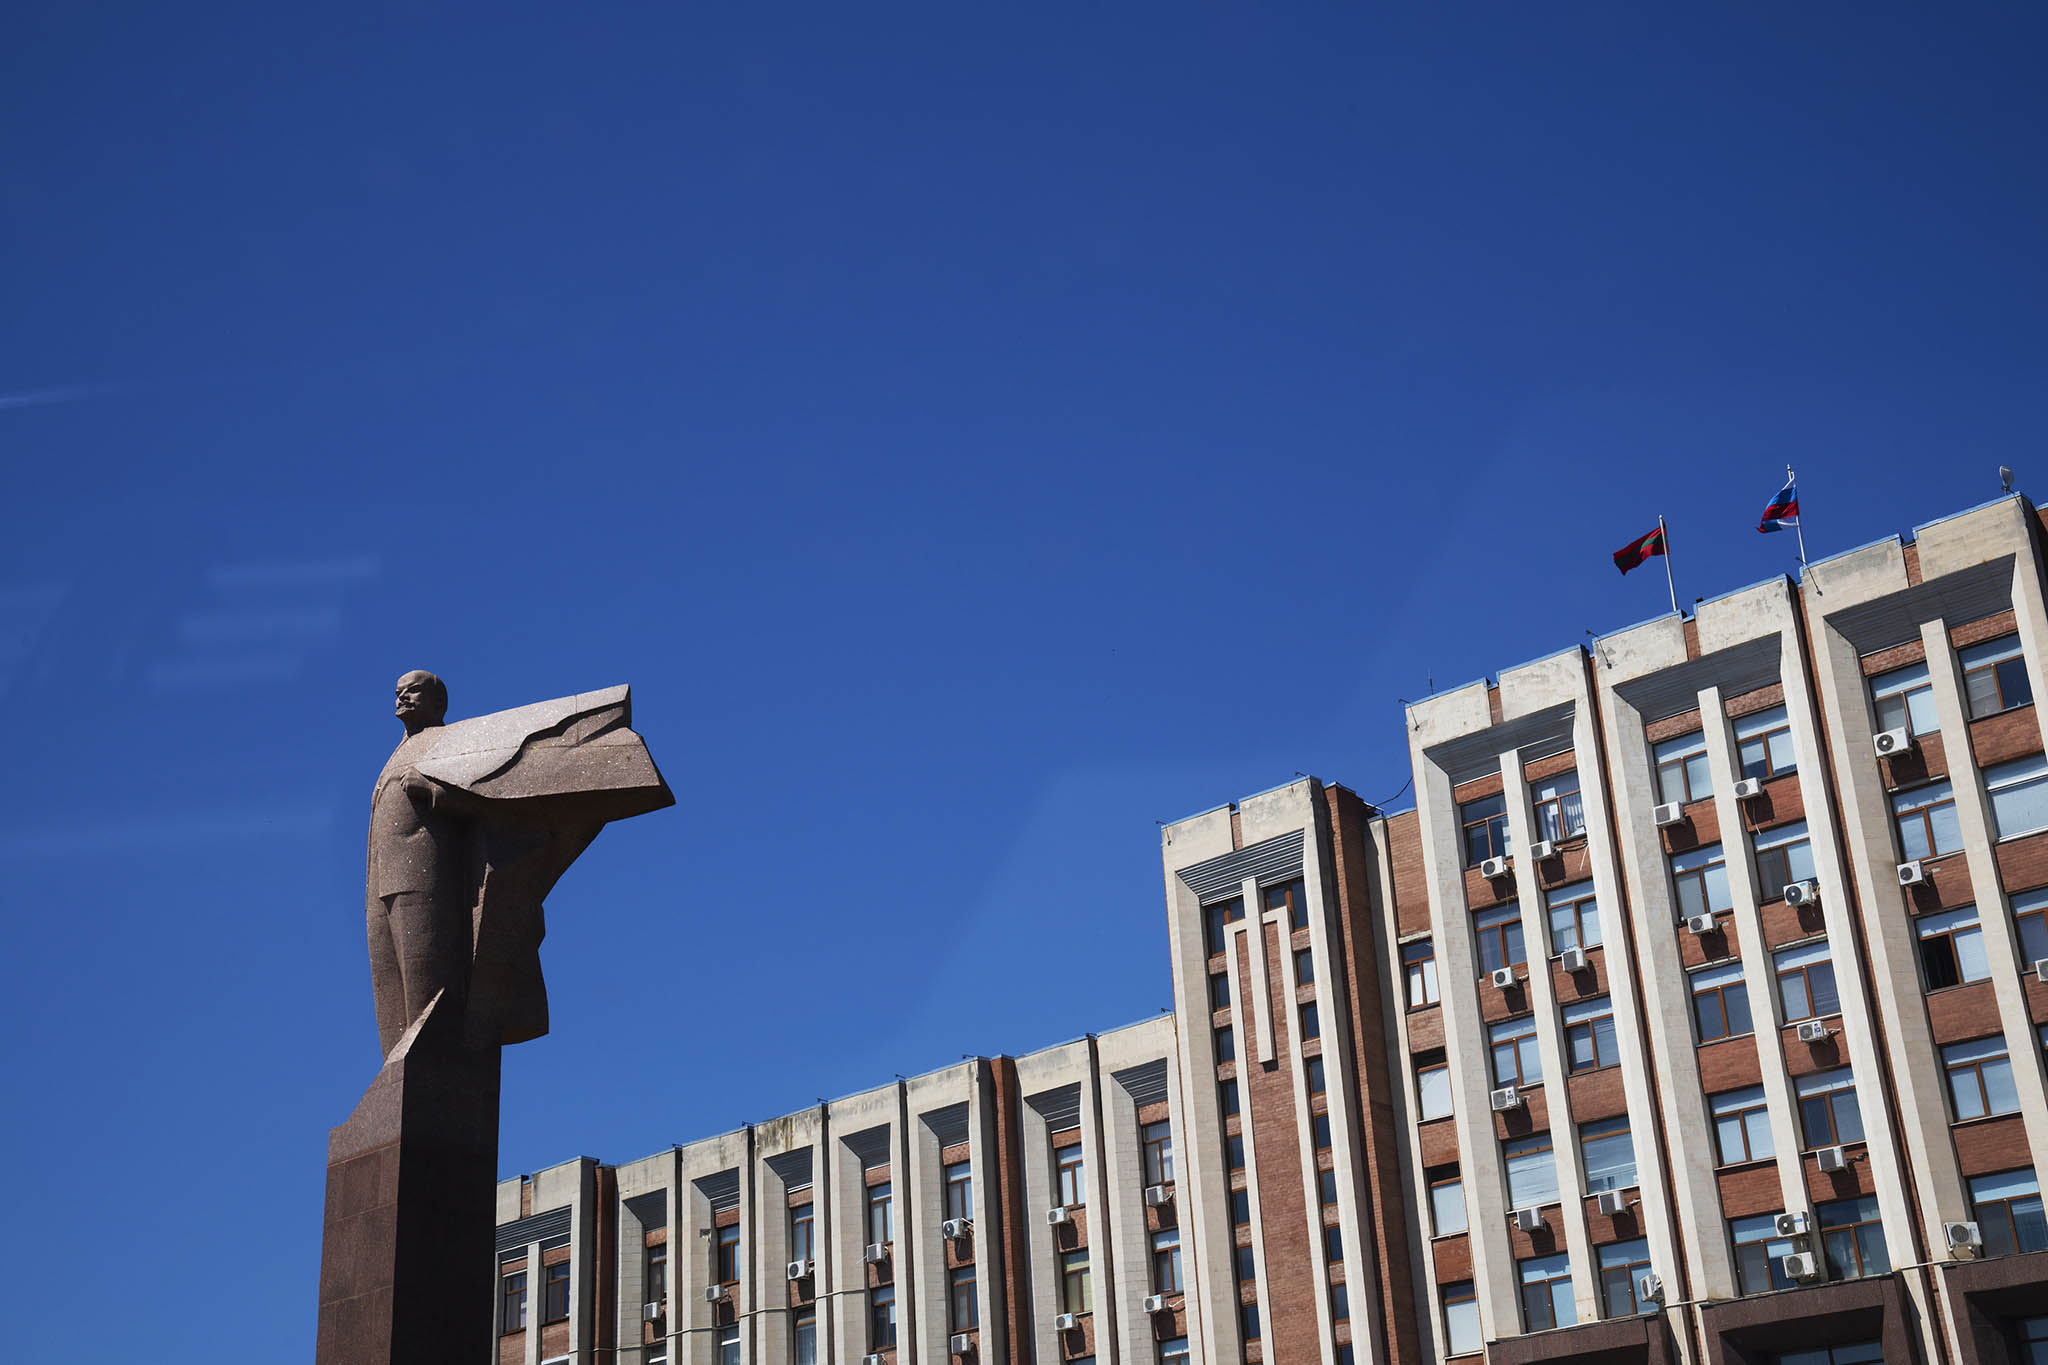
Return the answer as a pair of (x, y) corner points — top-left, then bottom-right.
(1159, 1338), (1190, 1365)
(1300, 1002), (1321, 1041)
(1306, 1055), (1326, 1096)
(1581, 1116), (1637, 1193)
(1208, 972), (1230, 1011)
(1711, 1087), (1774, 1165)
(1780, 1348), (1883, 1365)
(646, 1240), (668, 1307)
(1214, 1023), (1236, 1062)
(1597, 1239), (1654, 1317)
(793, 1309), (816, 1365)
(867, 1182), (894, 1244)
(1656, 731), (1714, 806)
(1230, 1188), (1251, 1227)
(715, 1225), (740, 1285)
(1225, 1134), (1246, 1173)
(1691, 961), (1754, 1042)
(788, 1203), (814, 1265)
(2018, 888), (2048, 965)
(1330, 1282), (1351, 1323)
(1918, 906), (1990, 989)
(1564, 996), (1618, 1072)
(1417, 1057), (1452, 1120)
(1141, 1121), (1174, 1185)
(1736, 705), (1798, 780)
(1989, 755), (2048, 840)
(1318, 1166), (1339, 1207)
(1753, 820), (1817, 900)
(1518, 1252), (1577, 1331)
(1532, 769), (1586, 843)
(1428, 1164), (1467, 1235)
(1462, 792), (1511, 865)
(1218, 1079), (1240, 1118)
(1817, 1195), (1889, 1279)
(1295, 948), (1316, 985)
(1060, 1249), (1091, 1314)
(1442, 1280), (1481, 1356)
(869, 1284), (896, 1349)
(1945, 1035), (2020, 1120)
(1504, 1131), (1559, 1207)
(949, 1265), (977, 1330)
(1491, 1015), (1543, 1087)
(1872, 661), (1939, 737)
(1266, 877), (1308, 930)
(1203, 895), (1244, 956)
(717, 1325), (739, 1365)
(500, 1266), (527, 1333)
(1796, 1068), (1865, 1148)
(1670, 843), (1732, 920)
(1963, 636), (2033, 718)
(2023, 1319), (2048, 1365)
(1775, 940), (1840, 1022)
(543, 1260), (570, 1322)
(1970, 1169), (2048, 1256)
(1313, 1112), (1333, 1149)
(1240, 1301), (1262, 1341)
(1730, 1213), (1795, 1295)
(1055, 1147), (1086, 1206)
(1150, 1227), (1182, 1292)
(1325, 1226), (1345, 1263)
(1547, 880), (1602, 954)
(945, 1161), (973, 1221)
(1404, 938), (1439, 1007)
(1234, 1243), (1256, 1284)
(1894, 782), (1962, 861)
(1473, 904), (1526, 975)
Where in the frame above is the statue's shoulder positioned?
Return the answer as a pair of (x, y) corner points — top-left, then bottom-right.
(412, 686), (656, 803)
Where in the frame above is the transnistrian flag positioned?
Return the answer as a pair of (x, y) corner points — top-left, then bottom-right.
(1612, 524), (1667, 575)
(1758, 476), (1800, 533)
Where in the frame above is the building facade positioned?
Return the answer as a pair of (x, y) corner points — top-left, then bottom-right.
(493, 495), (2048, 1365)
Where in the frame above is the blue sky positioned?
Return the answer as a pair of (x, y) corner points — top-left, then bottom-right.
(4, 1), (2045, 1357)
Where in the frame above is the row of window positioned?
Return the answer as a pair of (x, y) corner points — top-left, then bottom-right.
(1461, 770), (1589, 866)
(498, 1259), (570, 1333)
(1201, 879), (1309, 955)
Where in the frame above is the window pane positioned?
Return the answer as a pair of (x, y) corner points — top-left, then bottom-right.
(1432, 1179), (1467, 1236)
(1418, 1065), (1451, 1119)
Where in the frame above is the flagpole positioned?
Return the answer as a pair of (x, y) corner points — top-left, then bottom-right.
(1788, 464), (1810, 568)
(1660, 515), (1678, 615)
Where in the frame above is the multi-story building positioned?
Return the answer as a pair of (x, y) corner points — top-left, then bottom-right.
(491, 494), (2048, 1365)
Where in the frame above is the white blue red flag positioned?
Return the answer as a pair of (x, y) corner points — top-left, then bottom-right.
(1757, 477), (1799, 533)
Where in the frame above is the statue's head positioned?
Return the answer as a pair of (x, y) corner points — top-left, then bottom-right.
(394, 670), (448, 730)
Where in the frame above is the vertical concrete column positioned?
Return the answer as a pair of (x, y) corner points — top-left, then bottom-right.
(1020, 1100), (1060, 1364)
(682, 1177), (715, 1365)
(1079, 1042), (1120, 1365)
(753, 1154), (791, 1365)
(1100, 1069), (1150, 1365)
(908, 1109), (945, 1365)
(968, 1065), (1007, 1365)
(829, 1140), (866, 1365)
(1159, 1038), (1208, 1365)
(1242, 876), (1278, 1066)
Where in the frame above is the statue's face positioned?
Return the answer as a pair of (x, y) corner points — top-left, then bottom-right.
(394, 671), (446, 726)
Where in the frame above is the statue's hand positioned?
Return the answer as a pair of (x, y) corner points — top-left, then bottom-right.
(401, 771), (436, 805)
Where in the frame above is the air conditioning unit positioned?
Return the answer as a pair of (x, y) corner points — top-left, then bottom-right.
(950, 1332), (977, 1355)
(786, 1260), (810, 1281)
(1796, 1019), (1831, 1043)
(1528, 839), (1557, 862)
(1636, 1271), (1664, 1304)
(1774, 1211), (1810, 1238)
(1144, 1185), (1173, 1208)
(1557, 945), (1589, 973)
(1816, 1145), (1848, 1173)
(1874, 727), (1911, 758)
(1490, 1084), (1522, 1112)
(1512, 1207), (1543, 1232)
(1732, 778), (1764, 800)
(703, 1284), (725, 1303)
(1597, 1189), (1628, 1216)
(941, 1218), (971, 1240)
(1945, 1220), (1984, 1258)
(864, 1355), (887, 1365)
(643, 1301), (663, 1322)
(1784, 880), (1820, 907)
(1897, 860), (1926, 887)
(1489, 966), (1519, 989)
(1045, 1206), (1071, 1227)
(1782, 1251), (1823, 1282)
(1480, 855), (1511, 880)
(1685, 913), (1718, 936)
(1143, 1294), (1170, 1314)
(1053, 1312), (1080, 1331)
(1653, 802), (1684, 828)
(863, 1242), (890, 1264)
(2035, 959), (2048, 985)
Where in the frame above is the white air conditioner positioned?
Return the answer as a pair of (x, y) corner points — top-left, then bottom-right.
(1528, 839), (1557, 862)
(1557, 946), (1589, 973)
(1144, 1185), (1173, 1208)
(1945, 1220), (1984, 1258)
(1874, 727), (1912, 758)
(950, 1333), (976, 1356)
(1053, 1312), (1080, 1331)
(1489, 966), (1519, 990)
(1490, 1084), (1522, 1112)
(941, 1218), (971, 1240)
(1782, 1251), (1823, 1281)
(1685, 913), (1718, 936)
(1796, 1019), (1831, 1043)
(1653, 802), (1684, 828)
(1512, 1207), (1543, 1232)
(1636, 1271), (1664, 1304)
(864, 1355), (887, 1365)
(1816, 1145), (1848, 1173)
(1480, 855), (1511, 880)
(786, 1260), (810, 1281)
(863, 1242), (890, 1264)
(1783, 879), (1820, 907)
(1774, 1211), (1809, 1238)
(1597, 1189), (1628, 1216)
(1045, 1206), (1071, 1227)
(702, 1284), (725, 1304)
(2035, 959), (2048, 985)
(1143, 1294), (1169, 1314)
(1897, 860), (1926, 887)
(643, 1301), (663, 1322)
(1732, 778), (1764, 800)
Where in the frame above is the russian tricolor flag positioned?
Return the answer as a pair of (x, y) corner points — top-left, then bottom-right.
(1758, 477), (1799, 533)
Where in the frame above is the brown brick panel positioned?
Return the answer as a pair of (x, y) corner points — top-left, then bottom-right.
(1431, 1235), (1473, 1282)
(594, 1165), (617, 1365)
(1802, 1146), (1878, 1205)
(498, 1331), (524, 1365)
(1995, 831), (2048, 893)
(1880, 731), (1947, 789)
(1662, 801), (1721, 853)
(1565, 1067), (1628, 1121)
(540, 1321), (570, 1358)
(1454, 771), (1505, 804)
(1478, 982), (1532, 1025)
(1862, 639), (1927, 676)
(1646, 708), (1705, 745)
(1505, 1205), (1569, 1260)
(989, 1055), (1030, 1365)
(1927, 981), (2000, 1044)
(1971, 708), (2044, 769)
(1953, 609), (2020, 650)
(1902, 855), (1975, 913)
(1549, 950), (1609, 1003)
(1726, 682), (1789, 719)
(1466, 865), (1512, 908)
(1581, 1195), (1649, 1245)
(1524, 751), (1579, 783)
(1240, 919), (1318, 1365)
(1697, 1037), (1763, 1094)
(1418, 1119), (1460, 1168)
(1386, 809), (1432, 938)
(1780, 1027), (1847, 1080)
(1758, 899), (1828, 950)
(1717, 1163), (1783, 1218)
(1678, 919), (1739, 968)
(1494, 1086), (1549, 1141)
(2025, 975), (2048, 1026)
(1534, 840), (1595, 893)
(1407, 1006), (1444, 1053)
(1733, 776), (1807, 834)
(1954, 1115), (2034, 1177)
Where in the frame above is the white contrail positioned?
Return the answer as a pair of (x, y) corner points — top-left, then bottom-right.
(0, 385), (101, 411)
